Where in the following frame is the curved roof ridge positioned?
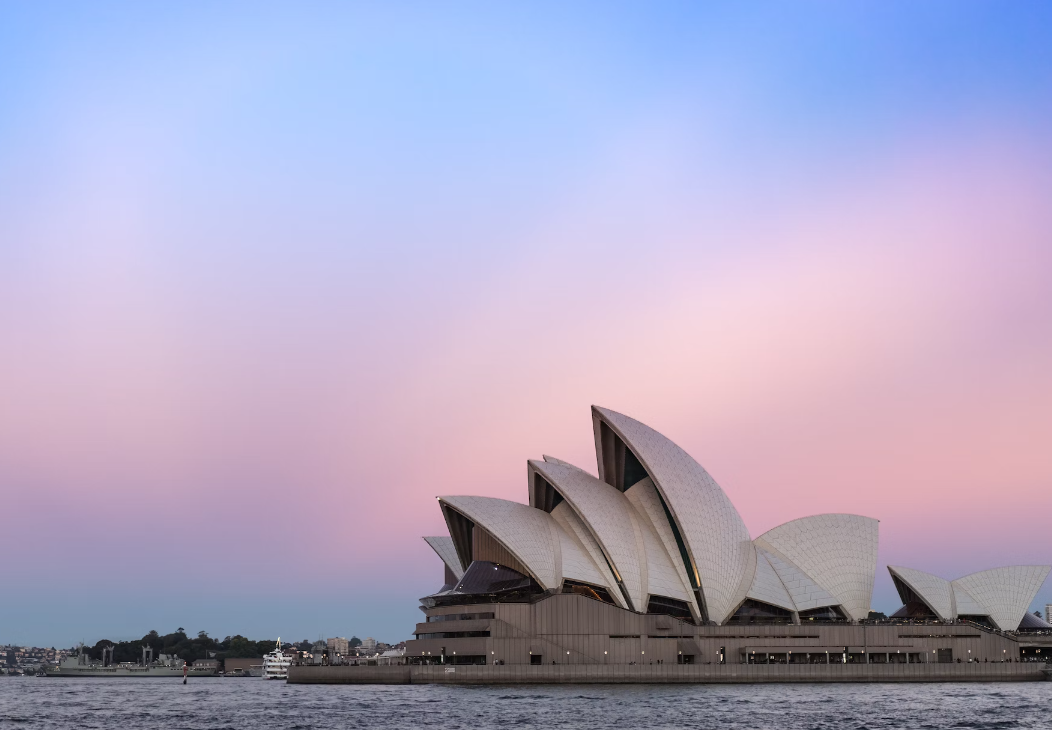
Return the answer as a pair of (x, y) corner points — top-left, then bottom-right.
(623, 477), (702, 618)
(756, 546), (838, 612)
(529, 459), (646, 610)
(951, 582), (985, 616)
(423, 535), (465, 581)
(754, 513), (879, 621)
(549, 501), (626, 607)
(591, 405), (754, 624)
(887, 565), (953, 620)
(745, 550), (796, 612)
(951, 565), (1051, 630)
(438, 495), (561, 590)
(541, 455), (593, 475)
(549, 505), (609, 590)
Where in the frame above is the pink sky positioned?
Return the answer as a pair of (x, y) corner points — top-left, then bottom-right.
(2, 2), (1051, 645)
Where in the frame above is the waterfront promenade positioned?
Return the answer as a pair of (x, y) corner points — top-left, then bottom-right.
(289, 661), (1047, 684)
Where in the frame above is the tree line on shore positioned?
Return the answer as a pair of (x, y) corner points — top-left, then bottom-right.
(79, 630), (362, 665)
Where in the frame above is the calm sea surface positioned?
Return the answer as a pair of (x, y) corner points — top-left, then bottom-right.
(0, 678), (1048, 729)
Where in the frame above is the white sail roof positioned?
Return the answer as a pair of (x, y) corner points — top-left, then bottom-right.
(746, 550), (796, 612)
(951, 583), (986, 616)
(592, 406), (756, 624)
(549, 501), (623, 602)
(552, 511), (609, 589)
(623, 477), (698, 612)
(423, 535), (465, 581)
(952, 566), (1051, 631)
(887, 564), (1051, 629)
(530, 459), (647, 610)
(888, 565), (953, 620)
(438, 495), (562, 590)
(759, 548), (838, 612)
(754, 514), (879, 621)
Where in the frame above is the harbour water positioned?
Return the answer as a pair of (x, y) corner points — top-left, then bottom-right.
(0, 678), (1048, 728)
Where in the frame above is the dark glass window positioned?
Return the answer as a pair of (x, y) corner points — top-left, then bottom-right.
(890, 602), (937, 619)
(623, 447), (649, 490)
(728, 599), (793, 624)
(454, 561), (535, 594)
(647, 595), (693, 620)
(530, 654), (542, 665)
(426, 612), (495, 623)
(532, 473), (564, 513)
(798, 605), (847, 623)
(441, 506), (474, 573)
(958, 614), (996, 629)
(655, 489), (700, 596)
(562, 580), (616, 604)
(890, 575), (938, 619)
(414, 631), (491, 640)
(428, 561), (543, 608)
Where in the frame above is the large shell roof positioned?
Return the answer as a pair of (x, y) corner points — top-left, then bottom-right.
(419, 406), (1046, 627)
(591, 406), (755, 624)
(529, 459), (647, 610)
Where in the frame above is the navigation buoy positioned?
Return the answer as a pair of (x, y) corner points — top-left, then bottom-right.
(183, 662), (188, 684)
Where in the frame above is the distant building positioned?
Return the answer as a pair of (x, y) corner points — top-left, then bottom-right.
(192, 658), (219, 672)
(359, 637), (377, 653)
(224, 657), (262, 675)
(377, 648), (406, 665)
(1045, 604), (1051, 621)
(327, 637), (349, 655)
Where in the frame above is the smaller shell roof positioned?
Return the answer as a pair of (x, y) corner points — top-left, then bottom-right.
(951, 583), (986, 616)
(754, 514), (878, 622)
(438, 495), (561, 590)
(591, 406), (754, 624)
(757, 548), (837, 612)
(622, 477), (700, 615)
(888, 565), (953, 620)
(1018, 612), (1052, 630)
(530, 459), (646, 610)
(549, 501), (625, 607)
(746, 551), (795, 612)
(952, 566), (1051, 631)
(423, 536), (464, 581)
(888, 564), (1052, 630)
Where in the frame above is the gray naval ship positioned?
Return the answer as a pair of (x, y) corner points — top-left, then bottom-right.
(46, 644), (217, 677)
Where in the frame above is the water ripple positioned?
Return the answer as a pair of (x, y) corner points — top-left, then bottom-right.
(0, 678), (1048, 729)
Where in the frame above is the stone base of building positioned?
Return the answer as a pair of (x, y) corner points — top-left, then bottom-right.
(288, 662), (1047, 684)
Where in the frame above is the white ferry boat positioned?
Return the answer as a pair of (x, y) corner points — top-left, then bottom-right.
(262, 639), (292, 680)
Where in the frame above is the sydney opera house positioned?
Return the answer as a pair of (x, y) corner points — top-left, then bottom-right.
(404, 406), (1051, 670)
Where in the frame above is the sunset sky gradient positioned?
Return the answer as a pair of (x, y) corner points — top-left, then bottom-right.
(2, 1), (1051, 646)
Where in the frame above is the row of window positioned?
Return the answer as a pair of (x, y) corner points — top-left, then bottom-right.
(415, 631), (491, 640)
(426, 612), (496, 623)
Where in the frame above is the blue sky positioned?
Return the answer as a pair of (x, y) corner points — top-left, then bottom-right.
(2, 1), (1052, 647)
